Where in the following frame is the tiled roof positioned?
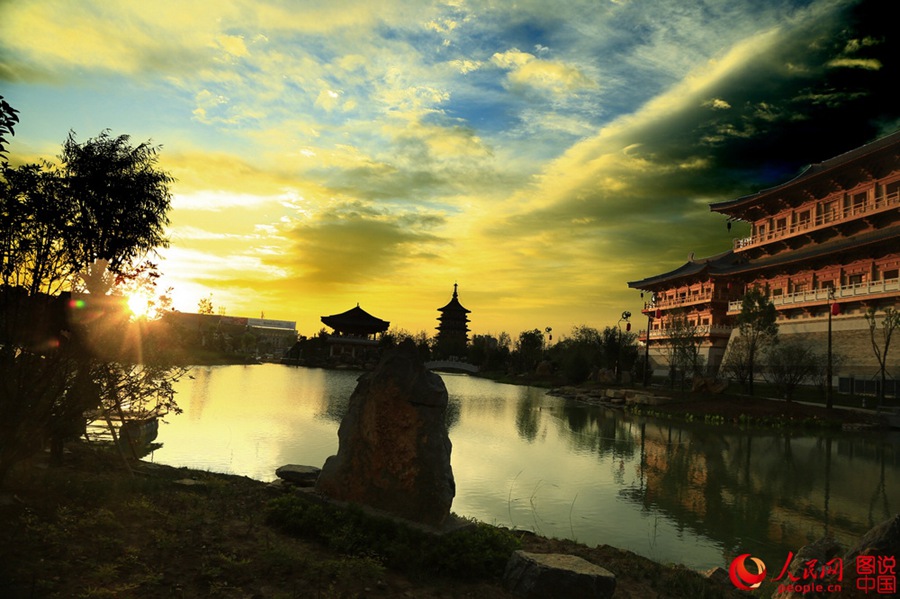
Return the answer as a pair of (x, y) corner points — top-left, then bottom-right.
(710, 129), (900, 214)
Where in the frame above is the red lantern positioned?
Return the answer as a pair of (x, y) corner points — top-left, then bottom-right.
(626, 322), (631, 332)
(655, 308), (662, 319)
(831, 303), (841, 316)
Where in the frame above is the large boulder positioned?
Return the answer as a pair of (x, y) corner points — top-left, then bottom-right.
(503, 551), (616, 599)
(770, 537), (842, 599)
(845, 513), (900, 561)
(315, 340), (455, 527)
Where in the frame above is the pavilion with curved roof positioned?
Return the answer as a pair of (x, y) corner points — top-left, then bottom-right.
(320, 304), (390, 359)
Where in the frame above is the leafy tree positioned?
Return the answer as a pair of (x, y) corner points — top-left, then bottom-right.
(764, 340), (821, 401)
(0, 127), (178, 482)
(734, 287), (778, 395)
(198, 294), (215, 315)
(60, 131), (173, 276)
(664, 312), (705, 388)
(0, 162), (72, 295)
(721, 335), (752, 390)
(515, 329), (544, 373)
(552, 325), (602, 384)
(382, 327), (431, 361)
(865, 306), (900, 405)
(0, 95), (18, 157)
(599, 326), (638, 380)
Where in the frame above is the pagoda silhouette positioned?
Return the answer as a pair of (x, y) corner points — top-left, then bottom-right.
(434, 283), (470, 359)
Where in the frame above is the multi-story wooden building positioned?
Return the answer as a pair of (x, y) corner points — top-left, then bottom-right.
(434, 284), (471, 359)
(629, 130), (900, 380)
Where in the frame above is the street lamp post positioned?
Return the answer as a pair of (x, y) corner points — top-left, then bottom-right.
(617, 311), (631, 384)
(826, 287), (837, 410)
(642, 293), (656, 388)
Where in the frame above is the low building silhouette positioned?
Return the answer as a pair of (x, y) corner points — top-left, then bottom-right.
(320, 304), (390, 362)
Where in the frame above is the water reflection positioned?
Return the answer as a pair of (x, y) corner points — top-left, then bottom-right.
(550, 401), (898, 570)
(155, 365), (899, 571)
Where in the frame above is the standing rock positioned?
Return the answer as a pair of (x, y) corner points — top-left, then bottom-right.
(315, 340), (455, 527)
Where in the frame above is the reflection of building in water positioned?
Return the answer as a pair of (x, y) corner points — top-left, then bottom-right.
(320, 304), (390, 360)
(623, 419), (899, 567)
(434, 283), (471, 359)
(629, 131), (900, 379)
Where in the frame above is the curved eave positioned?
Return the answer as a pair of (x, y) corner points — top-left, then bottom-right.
(710, 129), (900, 217)
(320, 305), (390, 334)
(716, 225), (899, 276)
(437, 298), (471, 313)
(627, 250), (735, 289)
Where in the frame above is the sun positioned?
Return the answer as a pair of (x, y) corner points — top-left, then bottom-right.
(127, 292), (154, 319)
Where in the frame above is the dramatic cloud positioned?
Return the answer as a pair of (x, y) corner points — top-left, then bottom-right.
(2, 0), (897, 335)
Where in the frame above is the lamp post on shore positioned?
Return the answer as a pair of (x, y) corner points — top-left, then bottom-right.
(617, 311), (631, 384)
(826, 287), (838, 410)
(641, 293), (656, 388)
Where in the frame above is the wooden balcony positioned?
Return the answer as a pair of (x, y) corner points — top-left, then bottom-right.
(732, 190), (899, 252)
(639, 324), (734, 341)
(727, 277), (900, 313)
(642, 289), (733, 311)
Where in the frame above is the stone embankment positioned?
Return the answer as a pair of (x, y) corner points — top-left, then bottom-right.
(548, 386), (670, 408)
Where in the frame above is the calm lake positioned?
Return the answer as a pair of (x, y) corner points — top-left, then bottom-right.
(152, 363), (900, 572)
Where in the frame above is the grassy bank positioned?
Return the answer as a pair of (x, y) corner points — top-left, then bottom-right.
(0, 443), (741, 598)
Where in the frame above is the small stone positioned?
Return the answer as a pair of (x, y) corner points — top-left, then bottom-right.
(503, 551), (616, 599)
(275, 464), (321, 486)
(704, 566), (730, 586)
(173, 478), (207, 489)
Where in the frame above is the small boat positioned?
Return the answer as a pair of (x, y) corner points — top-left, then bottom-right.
(118, 418), (159, 447)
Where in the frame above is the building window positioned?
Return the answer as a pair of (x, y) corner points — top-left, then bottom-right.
(885, 181), (900, 201)
(884, 269), (899, 280)
(772, 288), (783, 296)
(848, 274), (864, 286)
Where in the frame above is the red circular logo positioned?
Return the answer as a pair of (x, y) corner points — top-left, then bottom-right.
(729, 553), (767, 591)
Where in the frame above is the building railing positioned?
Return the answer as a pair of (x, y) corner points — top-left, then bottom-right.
(640, 324), (734, 340)
(727, 277), (900, 312)
(732, 190), (899, 251)
(644, 289), (734, 310)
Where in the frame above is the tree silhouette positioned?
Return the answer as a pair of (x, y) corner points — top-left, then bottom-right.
(735, 287), (778, 395)
(60, 130), (173, 276)
(0, 127), (178, 482)
(0, 95), (18, 157)
(866, 306), (899, 405)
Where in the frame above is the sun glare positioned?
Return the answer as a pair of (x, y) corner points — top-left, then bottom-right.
(127, 292), (153, 319)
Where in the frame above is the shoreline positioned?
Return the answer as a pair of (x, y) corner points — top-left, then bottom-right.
(0, 446), (742, 598)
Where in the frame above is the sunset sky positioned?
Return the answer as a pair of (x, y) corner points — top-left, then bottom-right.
(2, 0), (898, 338)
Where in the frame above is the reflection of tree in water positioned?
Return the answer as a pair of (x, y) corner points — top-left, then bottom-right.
(554, 403), (637, 459)
(868, 441), (892, 527)
(617, 422), (779, 564)
(445, 396), (461, 430)
(515, 393), (540, 442)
